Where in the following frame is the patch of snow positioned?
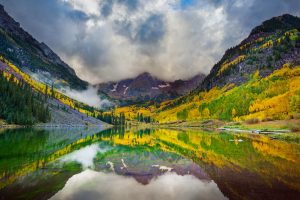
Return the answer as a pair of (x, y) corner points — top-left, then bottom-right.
(152, 87), (159, 90)
(229, 139), (243, 142)
(106, 161), (115, 172)
(111, 83), (119, 92)
(121, 159), (127, 169)
(123, 87), (129, 95)
(152, 165), (173, 172)
(158, 83), (170, 88)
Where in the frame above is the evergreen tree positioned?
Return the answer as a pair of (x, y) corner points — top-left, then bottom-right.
(0, 72), (51, 125)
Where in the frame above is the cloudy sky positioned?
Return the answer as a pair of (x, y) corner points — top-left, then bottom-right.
(0, 0), (299, 83)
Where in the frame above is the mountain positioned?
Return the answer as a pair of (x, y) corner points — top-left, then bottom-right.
(0, 4), (87, 90)
(199, 14), (300, 91)
(0, 5), (127, 126)
(0, 57), (106, 126)
(97, 72), (205, 105)
(114, 14), (300, 123)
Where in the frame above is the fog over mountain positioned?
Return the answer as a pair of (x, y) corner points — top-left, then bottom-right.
(1, 0), (299, 83)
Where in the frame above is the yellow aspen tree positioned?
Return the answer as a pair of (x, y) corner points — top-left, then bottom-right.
(202, 108), (210, 119)
(232, 108), (237, 117)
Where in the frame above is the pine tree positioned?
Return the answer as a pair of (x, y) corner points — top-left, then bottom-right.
(0, 73), (51, 125)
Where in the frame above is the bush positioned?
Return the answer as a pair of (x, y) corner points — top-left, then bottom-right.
(262, 117), (273, 122)
(291, 126), (300, 132)
(245, 118), (260, 124)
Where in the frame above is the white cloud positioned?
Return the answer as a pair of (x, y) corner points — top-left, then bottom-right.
(57, 0), (234, 82)
(1, 0), (300, 83)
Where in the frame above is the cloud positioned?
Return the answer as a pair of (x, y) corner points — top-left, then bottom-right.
(100, 0), (114, 17)
(0, 0), (300, 83)
(63, 86), (113, 108)
(50, 170), (228, 200)
(118, 0), (139, 11)
(135, 14), (165, 44)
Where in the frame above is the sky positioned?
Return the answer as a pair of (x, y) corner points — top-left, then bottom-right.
(0, 0), (299, 84)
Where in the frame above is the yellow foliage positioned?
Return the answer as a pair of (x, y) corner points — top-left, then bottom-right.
(188, 108), (200, 120)
(218, 55), (246, 76)
(261, 40), (273, 49)
(249, 93), (289, 119)
(232, 108), (237, 117)
(111, 65), (300, 123)
(202, 108), (210, 119)
(0, 56), (96, 117)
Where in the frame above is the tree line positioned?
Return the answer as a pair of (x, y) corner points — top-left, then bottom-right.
(136, 113), (155, 123)
(0, 72), (51, 125)
(97, 112), (126, 126)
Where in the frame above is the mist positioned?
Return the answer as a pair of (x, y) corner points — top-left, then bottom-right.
(63, 86), (113, 109)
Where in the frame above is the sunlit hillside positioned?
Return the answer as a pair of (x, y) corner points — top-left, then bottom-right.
(114, 66), (300, 123)
(114, 25), (300, 124)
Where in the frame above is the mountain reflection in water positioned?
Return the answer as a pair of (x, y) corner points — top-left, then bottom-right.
(0, 127), (299, 200)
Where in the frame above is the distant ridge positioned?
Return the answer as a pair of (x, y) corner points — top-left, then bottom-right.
(97, 72), (206, 105)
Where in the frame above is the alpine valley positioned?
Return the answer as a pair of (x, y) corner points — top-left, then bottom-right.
(0, 2), (300, 200)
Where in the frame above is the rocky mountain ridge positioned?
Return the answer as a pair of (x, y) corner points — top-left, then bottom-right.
(97, 72), (205, 105)
(199, 14), (300, 92)
(0, 4), (88, 90)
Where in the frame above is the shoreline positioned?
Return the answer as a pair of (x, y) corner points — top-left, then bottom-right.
(217, 127), (291, 134)
(128, 119), (300, 142)
(1, 119), (299, 142)
(0, 123), (113, 129)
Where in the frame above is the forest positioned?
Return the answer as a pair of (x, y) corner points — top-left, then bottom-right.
(0, 71), (50, 125)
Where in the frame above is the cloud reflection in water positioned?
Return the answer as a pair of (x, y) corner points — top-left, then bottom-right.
(60, 144), (111, 169)
(50, 169), (228, 200)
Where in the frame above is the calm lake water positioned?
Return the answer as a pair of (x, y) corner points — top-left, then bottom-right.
(0, 127), (299, 200)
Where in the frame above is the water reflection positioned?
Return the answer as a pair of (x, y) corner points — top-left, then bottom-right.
(60, 144), (111, 169)
(0, 127), (103, 189)
(0, 127), (299, 200)
(50, 170), (228, 200)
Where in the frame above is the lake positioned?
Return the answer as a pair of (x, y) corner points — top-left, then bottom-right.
(0, 127), (299, 200)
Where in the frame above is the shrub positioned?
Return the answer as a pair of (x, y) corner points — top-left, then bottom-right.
(262, 117), (273, 122)
(291, 126), (300, 132)
(245, 118), (260, 124)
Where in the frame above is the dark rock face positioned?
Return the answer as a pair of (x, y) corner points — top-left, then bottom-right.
(0, 4), (87, 89)
(97, 72), (205, 105)
(198, 14), (300, 92)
